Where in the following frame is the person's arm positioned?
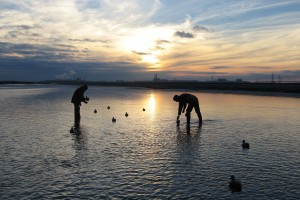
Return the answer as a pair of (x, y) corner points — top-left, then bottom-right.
(176, 103), (182, 122)
(182, 102), (187, 113)
(79, 90), (88, 104)
(178, 101), (183, 116)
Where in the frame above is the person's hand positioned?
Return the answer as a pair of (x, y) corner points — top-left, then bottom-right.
(176, 116), (180, 124)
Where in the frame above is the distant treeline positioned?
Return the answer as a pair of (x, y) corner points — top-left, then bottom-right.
(1, 80), (300, 94)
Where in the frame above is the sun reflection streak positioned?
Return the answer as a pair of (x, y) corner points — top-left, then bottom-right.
(148, 94), (156, 117)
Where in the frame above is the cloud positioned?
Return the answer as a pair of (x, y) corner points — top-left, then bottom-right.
(210, 66), (231, 70)
(0, 25), (38, 30)
(156, 39), (171, 44)
(174, 31), (194, 38)
(0, 42), (78, 61)
(193, 25), (210, 32)
(132, 51), (151, 56)
(68, 38), (109, 43)
(0, 57), (149, 81)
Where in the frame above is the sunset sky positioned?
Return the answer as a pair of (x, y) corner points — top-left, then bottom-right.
(1, 0), (299, 81)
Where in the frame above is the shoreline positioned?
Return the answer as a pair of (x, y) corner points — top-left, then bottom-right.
(1, 80), (300, 96)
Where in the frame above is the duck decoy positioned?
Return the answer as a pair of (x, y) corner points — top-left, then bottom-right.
(229, 175), (242, 192)
(242, 140), (250, 149)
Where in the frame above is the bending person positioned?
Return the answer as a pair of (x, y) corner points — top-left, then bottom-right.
(173, 93), (202, 126)
(71, 85), (89, 128)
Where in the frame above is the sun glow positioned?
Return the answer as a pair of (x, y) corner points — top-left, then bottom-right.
(118, 25), (174, 66)
(142, 55), (158, 64)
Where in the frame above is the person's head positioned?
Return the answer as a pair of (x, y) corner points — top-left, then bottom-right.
(173, 95), (180, 102)
(82, 85), (88, 91)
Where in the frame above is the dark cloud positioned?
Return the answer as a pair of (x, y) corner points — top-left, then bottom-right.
(156, 39), (171, 44)
(5, 31), (20, 38)
(0, 42), (78, 61)
(239, 66), (272, 69)
(0, 25), (41, 30)
(174, 71), (228, 75)
(69, 38), (109, 43)
(132, 51), (151, 56)
(193, 25), (210, 32)
(4, 31), (41, 39)
(153, 40), (171, 51)
(210, 66), (231, 70)
(174, 31), (194, 38)
(2, 25), (42, 40)
(0, 56), (150, 81)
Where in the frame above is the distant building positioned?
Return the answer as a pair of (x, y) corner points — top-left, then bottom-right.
(217, 78), (228, 82)
(153, 74), (168, 82)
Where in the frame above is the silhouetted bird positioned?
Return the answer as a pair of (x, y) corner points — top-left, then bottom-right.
(94, 109), (97, 113)
(242, 140), (250, 149)
(229, 175), (242, 192)
(125, 112), (128, 117)
(107, 106), (110, 110)
(143, 108), (145, 111)
(112, 117), (116, 122)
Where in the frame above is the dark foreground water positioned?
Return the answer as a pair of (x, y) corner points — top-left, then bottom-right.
(0, 84), (299, 199)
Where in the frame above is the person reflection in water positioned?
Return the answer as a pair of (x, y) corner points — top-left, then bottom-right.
(71, 85), (89, 128)
(173, 93), (203, 127)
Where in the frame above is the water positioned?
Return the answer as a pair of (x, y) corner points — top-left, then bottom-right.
(0, 84), (299, 199)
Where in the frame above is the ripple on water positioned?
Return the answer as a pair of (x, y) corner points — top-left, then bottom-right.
(1, 85), (300, 199)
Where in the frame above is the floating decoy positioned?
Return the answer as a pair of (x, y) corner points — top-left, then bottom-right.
(107, 106), (110, 110)
(229, 175), (242, 192)
(94, 109), (97, 113)
(70, 127), (75, 133)
(242, 140), (250, 149)
(125, 112), (128, 117)
(143, 108), (145, 111)
(112, 117), (116, 122)
(70, 126), (80, 134)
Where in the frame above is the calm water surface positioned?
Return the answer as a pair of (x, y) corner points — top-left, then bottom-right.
(0, 84), (299, 199)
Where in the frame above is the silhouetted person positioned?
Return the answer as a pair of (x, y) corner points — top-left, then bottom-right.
(173, 93), (203, 126)
(71, 85), (89, 128)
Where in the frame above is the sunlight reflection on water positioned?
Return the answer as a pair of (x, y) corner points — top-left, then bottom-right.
(0, 84), (299, 199)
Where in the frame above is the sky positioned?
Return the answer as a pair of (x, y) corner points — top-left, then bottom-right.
(0, 0), (300, 82)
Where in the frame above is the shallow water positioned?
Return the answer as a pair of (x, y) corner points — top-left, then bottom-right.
(0, 84), (299, 199)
